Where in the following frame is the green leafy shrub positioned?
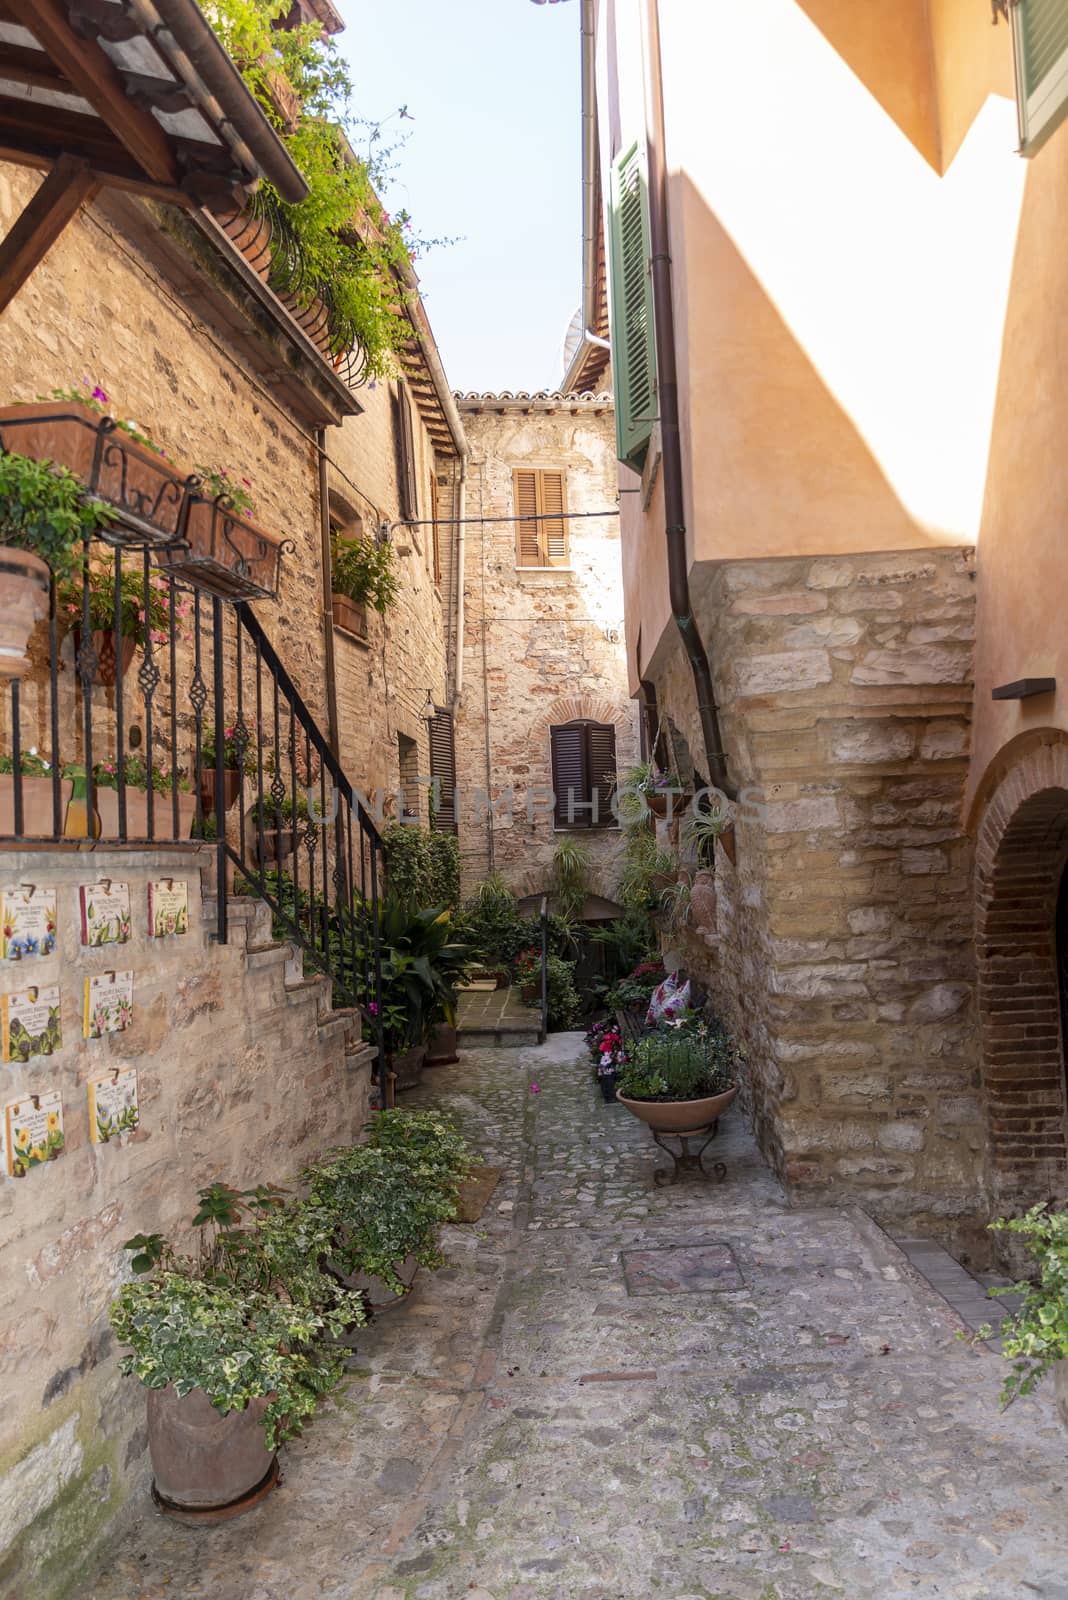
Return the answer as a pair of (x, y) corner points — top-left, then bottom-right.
(303, 1143), (455, 1296)
(331, 534), (398, 612)
(0, 450), (109, 582)
(366, 1108), (470, 1200)
(383, 823), (460, 909)
(616, 1023), (740, 1102)
(976, 1206), (1068, 1405)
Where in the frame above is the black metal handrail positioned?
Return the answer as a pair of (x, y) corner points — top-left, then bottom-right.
(0, 542), (385, 1091)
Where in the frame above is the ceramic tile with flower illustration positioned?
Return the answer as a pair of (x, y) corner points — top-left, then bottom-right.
(3, 1090), (64, 1177)
(148, 880), (188, 938)
(79, 881), (131, 947)
(0, 984), (62, 1063)
(1, 886), (58, 961)
(83, 970), (134, 1039)
(88, 1066), (139, 1144)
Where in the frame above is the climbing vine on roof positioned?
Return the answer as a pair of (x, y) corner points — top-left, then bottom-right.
(207, 0), (430, 378)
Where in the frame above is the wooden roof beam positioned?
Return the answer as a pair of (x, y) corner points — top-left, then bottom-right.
(0, 153), (98, 312)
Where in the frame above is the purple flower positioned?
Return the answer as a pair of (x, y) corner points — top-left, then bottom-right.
(530, 1083), (540, 1094)
(91, 385), (109, 404)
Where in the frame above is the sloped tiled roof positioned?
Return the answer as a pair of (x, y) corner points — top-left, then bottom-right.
(455, 390), (613, 413)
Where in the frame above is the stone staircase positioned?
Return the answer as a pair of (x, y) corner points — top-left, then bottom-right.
(456, 983), (543, 1049)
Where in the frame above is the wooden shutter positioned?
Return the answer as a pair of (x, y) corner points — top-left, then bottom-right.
(429, 472), (441, 583)
(609, 141), (657, 469)
(513, 469), (542, 566)
(428, 710), (456, 832)
(1013, 0), (1068, 153)
(551, 723), (589, 828)
(397, 383), (419, 522)
(586, 723), (617, 828)
(539, 470), (568, 566)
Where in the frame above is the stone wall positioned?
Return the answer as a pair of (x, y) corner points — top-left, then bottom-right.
(654, 548), (982, 1234)
(454, 401), (639, 902)
(0, 848), (372, 1599)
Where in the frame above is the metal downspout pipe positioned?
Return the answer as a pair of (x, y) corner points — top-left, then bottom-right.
(641, 0), (735, 802)
(316, 428), (340, 757)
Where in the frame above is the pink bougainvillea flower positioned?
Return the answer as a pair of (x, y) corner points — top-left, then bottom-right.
(530, 1083), (540, 1094)
(91, 386), (108, 404)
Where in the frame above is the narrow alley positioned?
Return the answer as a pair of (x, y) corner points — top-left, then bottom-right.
(78, 1040), (1067, 1600)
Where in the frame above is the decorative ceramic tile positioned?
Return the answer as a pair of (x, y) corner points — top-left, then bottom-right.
(88, 1066), (139, 1144)
(148, 879), (188, 938)
(83, 971), (134, 1039)
(0, 984), (62, 1063)
(3, 1090), (64, 1177)
(621, 1242), (743, 1297)
(79, 881), (131, 947)
(0, 885), (57, 961)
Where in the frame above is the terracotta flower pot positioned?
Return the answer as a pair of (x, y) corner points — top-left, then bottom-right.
(96, 786), (196, 841)
(520, 981), (539, 1002)
(254, 827), (296, 865)
(71, 628), (137, 688)
(0, 402), (187, 542)
(331, 594), (368, 640)
(617, 1084), (738, 1135)
(199, 767), (243, 817)
(0, 774), (71, 839)
(336, 1252), (420, 1314)
(425, 1021), (458, 1066)
(164, 496), (284, 600)
(146, 1384), (275, 1513)
(0, 548), (50, 679)
(389, 1043), (427, 1092)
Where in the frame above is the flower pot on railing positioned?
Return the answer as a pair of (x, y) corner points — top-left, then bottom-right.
(0, 774), (72, 839)
(71, 628), (137, 688)
(200, 768), (243, 817)
(254, 828), (296, 866)
(0, 403), (190, 546)
(0, 550), (49, 680)
(331, 594), (368, 640)
(95, 784), (196, 842)
(157, 493), (288, 602)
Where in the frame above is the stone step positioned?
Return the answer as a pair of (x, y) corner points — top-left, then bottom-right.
(457, 1024), (542, 1049)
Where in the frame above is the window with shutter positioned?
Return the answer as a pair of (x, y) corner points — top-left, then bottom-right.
(397, 384), (419, 522)
(550, 720), (617, 829)
(429, 472), (441, 583)
(609, 141), (657, 469)
(398, 733), (420, 822)
(428, 710), (457, 833)
(513, 469), (570, 567)
(1012, 0), (1068, 153)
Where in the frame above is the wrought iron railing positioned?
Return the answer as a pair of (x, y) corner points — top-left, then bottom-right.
(0, 543), (384, 1081)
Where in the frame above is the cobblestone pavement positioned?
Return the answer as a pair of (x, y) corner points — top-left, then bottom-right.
(79, 1035), (1068, 1600)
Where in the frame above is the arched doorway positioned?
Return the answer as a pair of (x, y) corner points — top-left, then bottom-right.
(975, 749), (1068, 1216)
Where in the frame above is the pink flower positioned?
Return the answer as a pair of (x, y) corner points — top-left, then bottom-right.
(91, 385), (108, 404)
(530, 1083), (540, 1094)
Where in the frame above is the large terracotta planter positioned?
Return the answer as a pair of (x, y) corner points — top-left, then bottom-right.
(331, 594), (368, 640)
(338, 1252), (420, 1314)
(161, 495), (284, 600)
(146, 1384), (275, 1513)
(617, 1084), (738, 1135)
(0, 402), (188, 543)
(71, 628), (137, 688)
(0, 774), (71, 839)
(96, 786), (196, 842)
(425, 1021), (458, 1066)
(390, 1043), (427, 1092)
(0, 548), (50, 679)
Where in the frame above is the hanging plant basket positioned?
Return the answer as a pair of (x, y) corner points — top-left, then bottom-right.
(156, 493), (290, 601)
(71, 628), (137, 688)
(0, 404), (191, 547)
(0, 549), (49, 680)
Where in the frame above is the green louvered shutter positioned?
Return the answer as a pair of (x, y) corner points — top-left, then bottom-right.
(609, 141), (657, 470)
(1012, 0), (1068, 154)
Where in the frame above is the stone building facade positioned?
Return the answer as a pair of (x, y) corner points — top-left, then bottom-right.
(452, 393), (639, 904)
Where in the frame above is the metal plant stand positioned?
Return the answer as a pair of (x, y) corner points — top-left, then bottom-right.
(651, 1120), (727, 1186)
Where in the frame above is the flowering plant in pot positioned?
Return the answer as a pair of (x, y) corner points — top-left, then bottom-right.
(974, 1205), (1068, 1427)
(615, 760), (689, 821)
(0, 450), (108, 679)
(58, 563), (185, 686)
(513, 945), (541, 1001)
(91, 755), (195, 841)
(111, 1182), (366, 1515)
(199, 723), (257, 815)
(586, 1020), (629, 1102)
(615, 1019), (742, 1135)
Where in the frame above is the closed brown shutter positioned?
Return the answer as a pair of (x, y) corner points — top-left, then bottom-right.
(586, 722), (617, 826)
(551, 723), (589, 828)
(429, 472), (441, 583)
(513, 469), (541, 566)
(540, 471), (568, 566)
(428, 710), (456, 832)
(398, 383), (419, 522)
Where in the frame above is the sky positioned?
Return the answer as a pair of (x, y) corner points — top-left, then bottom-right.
(335, 0), (583, 394)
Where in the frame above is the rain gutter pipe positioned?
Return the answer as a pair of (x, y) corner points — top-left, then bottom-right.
(641, 0), (735, 801)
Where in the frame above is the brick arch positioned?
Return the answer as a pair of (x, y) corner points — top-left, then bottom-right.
(975, 742), (1068, 1208)
(528, 694), (630, 747)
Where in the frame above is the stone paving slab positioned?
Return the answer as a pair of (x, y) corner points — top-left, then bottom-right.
(457, 985), (541, 1046)
(72, 1034), (1068, 1600)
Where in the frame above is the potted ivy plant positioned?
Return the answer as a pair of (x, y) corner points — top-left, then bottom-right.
(615, 1018), (741, 1135)
(330, 533), (398, 640)
(111, 1184), (365, 1517)
(0, 450), (105, 680)
(976, 1205), (1068, 1429)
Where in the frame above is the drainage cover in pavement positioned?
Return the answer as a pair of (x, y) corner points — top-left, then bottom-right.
(621, 1242), (743, 1296)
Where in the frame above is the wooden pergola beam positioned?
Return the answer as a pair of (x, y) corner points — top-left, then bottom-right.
(18, 0), (181, 188)
(0, 154), (99, 313)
